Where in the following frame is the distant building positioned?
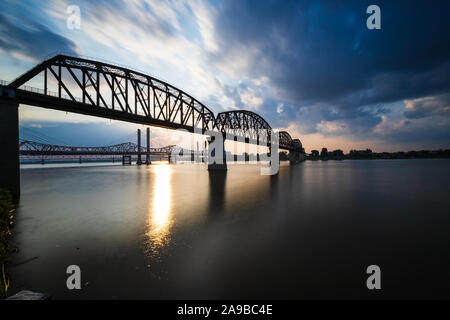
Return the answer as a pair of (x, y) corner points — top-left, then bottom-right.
(350, 149), (372, 155)
(349, 149), (373, 158)
(311, 150), (319, 157)
(328, 149), (344, 157)
(320, 148), (328, 157)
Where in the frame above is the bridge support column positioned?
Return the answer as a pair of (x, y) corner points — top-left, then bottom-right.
(289, 151), (302, 165)
(256, 135), (260, 162)
(244, 137), (250, 162)
(146, 127), (151, 165)
(137, 129), (142, 165)
(289, 151), (296, 165)
(207, 133), (227, 171)
(233, 136), (238, 162)
(0, 100), (20, 200)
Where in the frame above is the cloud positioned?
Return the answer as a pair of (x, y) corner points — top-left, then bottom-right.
(44, 0), (234, 113)
(404, 94), (450, 119)
(2, 0), (450, 151)
(0, 12), (78, 62)
(207, 0), (450, 143)
(316, 121), (349, 135)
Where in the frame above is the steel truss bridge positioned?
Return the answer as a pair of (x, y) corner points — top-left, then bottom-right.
(1, 54), (304, 197)
(19, 139), (188, 156)
(1, 54), (303, 151)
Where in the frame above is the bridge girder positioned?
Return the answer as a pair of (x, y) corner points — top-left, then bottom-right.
(8, 55), (216, 132)
(3, 54), (304, 152)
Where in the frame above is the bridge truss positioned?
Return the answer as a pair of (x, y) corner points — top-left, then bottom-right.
(19, 139), (188, 156)
(8, 55), (216, 132)
(3, 54), (303, 152)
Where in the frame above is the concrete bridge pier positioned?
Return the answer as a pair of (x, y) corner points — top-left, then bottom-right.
(233, 136), (238, 162)
(0, 100), (20, 200)
(256, 135), (260, 162)
(244, 137), (250, 162)
(289, 151), (304, 165)
(207, 133), (227, 171)
(289, 151), (297, 165)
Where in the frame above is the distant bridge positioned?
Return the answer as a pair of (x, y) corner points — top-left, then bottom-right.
(0, 54), (305, 198)
(19, 139), (186, 156)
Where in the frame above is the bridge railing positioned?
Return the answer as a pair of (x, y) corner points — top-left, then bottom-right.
(1, 79), (99, 105)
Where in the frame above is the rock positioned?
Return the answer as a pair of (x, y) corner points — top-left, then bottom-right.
(6, 290), (50, 300)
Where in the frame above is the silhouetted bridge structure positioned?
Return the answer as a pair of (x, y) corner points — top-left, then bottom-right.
(19, 139), (182, 156)
(19, 139), (192, 164)
(1, 54), (304, 198)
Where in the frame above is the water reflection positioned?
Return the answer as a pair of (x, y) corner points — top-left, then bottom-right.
(11, 160), (450, 298)
(144, 164), (174, 260)
(207, 171), (227, 217)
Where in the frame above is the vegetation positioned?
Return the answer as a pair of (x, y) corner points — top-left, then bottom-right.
(0, 189), (14, 298)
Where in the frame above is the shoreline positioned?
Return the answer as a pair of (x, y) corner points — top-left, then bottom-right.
(0, 189), (14, 298)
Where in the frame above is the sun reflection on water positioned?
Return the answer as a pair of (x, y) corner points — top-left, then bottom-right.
(144, 163), (173, 260)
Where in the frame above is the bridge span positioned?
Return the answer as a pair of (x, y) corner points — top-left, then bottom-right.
(0, 54), (304, 198)
(19, 138), (193, 164)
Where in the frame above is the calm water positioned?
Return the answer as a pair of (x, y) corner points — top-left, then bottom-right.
(9, 159), (450, 299)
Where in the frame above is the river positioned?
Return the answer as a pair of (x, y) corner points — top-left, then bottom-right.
(8, 159), (450, 299)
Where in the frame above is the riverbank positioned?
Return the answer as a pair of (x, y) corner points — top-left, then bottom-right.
(306, 149), (450, 160)
(0, 189), (14, 298)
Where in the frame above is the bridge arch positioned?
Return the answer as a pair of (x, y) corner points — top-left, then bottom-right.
(291, 139), (303, 151)
(279, 131), (303, 151)
(215, 110), (272, 142)
(8, 55), (216, 132)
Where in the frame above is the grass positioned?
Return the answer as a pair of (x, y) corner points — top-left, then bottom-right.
(0, 189), (14, 298)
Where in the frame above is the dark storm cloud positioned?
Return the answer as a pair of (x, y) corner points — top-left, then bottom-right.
(0, 13), (78, 61)
(211, 0), (450, 135)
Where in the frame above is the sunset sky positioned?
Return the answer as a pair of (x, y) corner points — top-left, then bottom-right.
(1, 0), (449, 152)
